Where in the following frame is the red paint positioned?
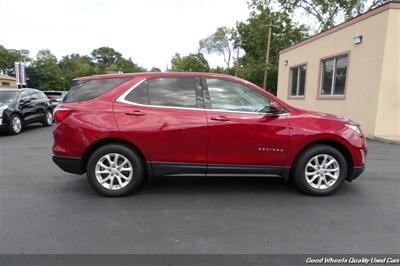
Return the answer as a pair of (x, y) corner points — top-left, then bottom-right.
(53, 72), (367, 174)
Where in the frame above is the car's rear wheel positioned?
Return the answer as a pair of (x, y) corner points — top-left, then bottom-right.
(293, 145), (347, 196)
(86, 144), (144, 197)
(42, 110), (53, 127)
(8, 114), (22, 135)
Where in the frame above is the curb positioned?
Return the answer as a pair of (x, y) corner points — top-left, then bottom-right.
(367, 136), (400, 145)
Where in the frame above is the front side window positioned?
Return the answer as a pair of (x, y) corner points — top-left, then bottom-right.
(31, 91), (41, 100)
(206, 78), (271, 113)
(290, 65), (306, 97)
(320, 55), (348, 96)
(20, 91), (31, 100)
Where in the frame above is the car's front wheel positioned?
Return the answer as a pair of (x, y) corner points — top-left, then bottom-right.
(293, 145), (347, 196)
(86, 144), (144, 197)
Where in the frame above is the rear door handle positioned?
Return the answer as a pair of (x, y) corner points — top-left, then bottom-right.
(125, 110), (145, 116)
(210, 115), (230, 121)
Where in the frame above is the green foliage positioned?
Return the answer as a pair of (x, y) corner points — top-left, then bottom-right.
(90, 47), (122, 69)
(259, 0), (390, 32)
(0, 46), (25, 76)
(27, 50), (64, 90)
(58, 54), (97, 89)
(170, 53), (210, 72)
(21, 47), (147, 90)
(150, 67), (162, 72)
(234, 4), (308, 94)
(199, 27), (235, 68)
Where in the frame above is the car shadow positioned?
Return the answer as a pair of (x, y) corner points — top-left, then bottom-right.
(0, 123), (51, 136)
(142, 176), (295, 196)
(62, 174), (302, 198)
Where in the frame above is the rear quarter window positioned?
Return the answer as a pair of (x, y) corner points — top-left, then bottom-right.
(64, 78), (130, 103)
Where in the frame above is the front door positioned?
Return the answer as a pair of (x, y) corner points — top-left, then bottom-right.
(203, 78), (290, 170)
(18, 91), (37, 122)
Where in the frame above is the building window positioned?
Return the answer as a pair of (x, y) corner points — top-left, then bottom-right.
(290, 65), (306, 97)
(2, 82), (11, 86)
(320, 55), (348, 96)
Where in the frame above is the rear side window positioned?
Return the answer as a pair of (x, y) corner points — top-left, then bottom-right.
(64, 78), (130, 103)
(125, 77), (197, 108)
(125, 80), (149, 104)
(149, 77), (197, 108)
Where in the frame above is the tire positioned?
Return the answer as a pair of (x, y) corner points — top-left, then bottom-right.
(86, 144), (144, 197)
(292, 144), (347, 196)
(7, 114), (23, 135)
(42, 110), (53, 127)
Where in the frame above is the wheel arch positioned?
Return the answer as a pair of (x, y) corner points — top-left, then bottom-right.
(289, 139), (354, 181)
(81, 137), (149, 176)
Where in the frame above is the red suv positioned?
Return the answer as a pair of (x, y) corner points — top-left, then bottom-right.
(52, 72), (366, 196)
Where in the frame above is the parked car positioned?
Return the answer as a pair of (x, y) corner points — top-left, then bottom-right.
(0, 88), (53, 135)
(43, 91), (67, 109)
(52, 73), (367, 197)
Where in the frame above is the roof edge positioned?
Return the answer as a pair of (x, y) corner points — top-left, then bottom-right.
(280, 1), (400, 54)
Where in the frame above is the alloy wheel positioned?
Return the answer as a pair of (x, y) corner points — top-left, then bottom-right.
(95, 153), (133, 190)
(305, 154), (340, 190)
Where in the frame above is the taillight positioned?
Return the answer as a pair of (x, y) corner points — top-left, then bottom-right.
(54, 108), (73, 123)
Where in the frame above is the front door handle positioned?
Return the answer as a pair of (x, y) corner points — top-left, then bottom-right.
(125, 110), (145, 116)
(210, 115), (230, 121)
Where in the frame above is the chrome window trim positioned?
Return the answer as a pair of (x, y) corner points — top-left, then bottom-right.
(116, 78), (290, 116)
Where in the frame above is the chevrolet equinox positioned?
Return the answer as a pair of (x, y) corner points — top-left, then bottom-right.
(52, 73), (366, 196)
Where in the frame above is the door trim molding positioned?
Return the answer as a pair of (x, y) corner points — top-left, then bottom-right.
(149, 161), (290, 179)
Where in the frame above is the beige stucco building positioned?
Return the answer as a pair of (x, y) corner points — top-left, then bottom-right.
(277, 2), (400, 141)
(0, 74), (17, 88)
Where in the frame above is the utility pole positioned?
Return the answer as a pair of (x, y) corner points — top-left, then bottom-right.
(234, 42), (240, 77)
(263, 23), (272, 90)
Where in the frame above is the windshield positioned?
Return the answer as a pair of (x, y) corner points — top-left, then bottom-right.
(0, 91), (19, 104)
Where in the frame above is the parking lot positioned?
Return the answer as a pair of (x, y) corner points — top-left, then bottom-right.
(0, 124), (399, 254)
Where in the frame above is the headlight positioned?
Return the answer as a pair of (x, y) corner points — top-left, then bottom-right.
(0, 105), (8, 117)
(346, 124), (362, 135)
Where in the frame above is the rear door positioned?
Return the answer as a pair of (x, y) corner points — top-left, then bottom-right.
(113, 76), (208, 176)
(30, 91), (46, 120)
(203, 77), (290, 170)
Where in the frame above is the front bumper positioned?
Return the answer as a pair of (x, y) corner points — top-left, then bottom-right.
(52, 155), (84, 175)
(347, 165), (365, 181)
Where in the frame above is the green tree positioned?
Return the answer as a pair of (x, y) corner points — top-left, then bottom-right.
(27, 49), (63, 90)
(199, 27), (235, 68)
(150, 67), (161, 72)
(58, 53), (97, 89)
(170, 53), (210, 72)
(116, 58), (146, 73)
(234, 3), (308, 94)
(0, 46), (24, 76)
(90, 47), (122, 69)
(256, 0), (390, 32)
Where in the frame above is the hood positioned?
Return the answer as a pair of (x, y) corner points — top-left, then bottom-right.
(302, 109), (355, 124)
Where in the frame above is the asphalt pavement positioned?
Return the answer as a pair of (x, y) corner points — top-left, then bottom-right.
(0, 124), (399, 254)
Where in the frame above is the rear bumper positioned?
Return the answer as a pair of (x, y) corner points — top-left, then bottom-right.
(52, 155), (84, 175)
(347, 165), (365, 181)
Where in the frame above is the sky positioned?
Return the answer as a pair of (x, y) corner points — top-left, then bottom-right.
(0, 0), (250, 70)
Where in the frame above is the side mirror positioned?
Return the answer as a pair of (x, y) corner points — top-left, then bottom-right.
(270, 101), (282, 113)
